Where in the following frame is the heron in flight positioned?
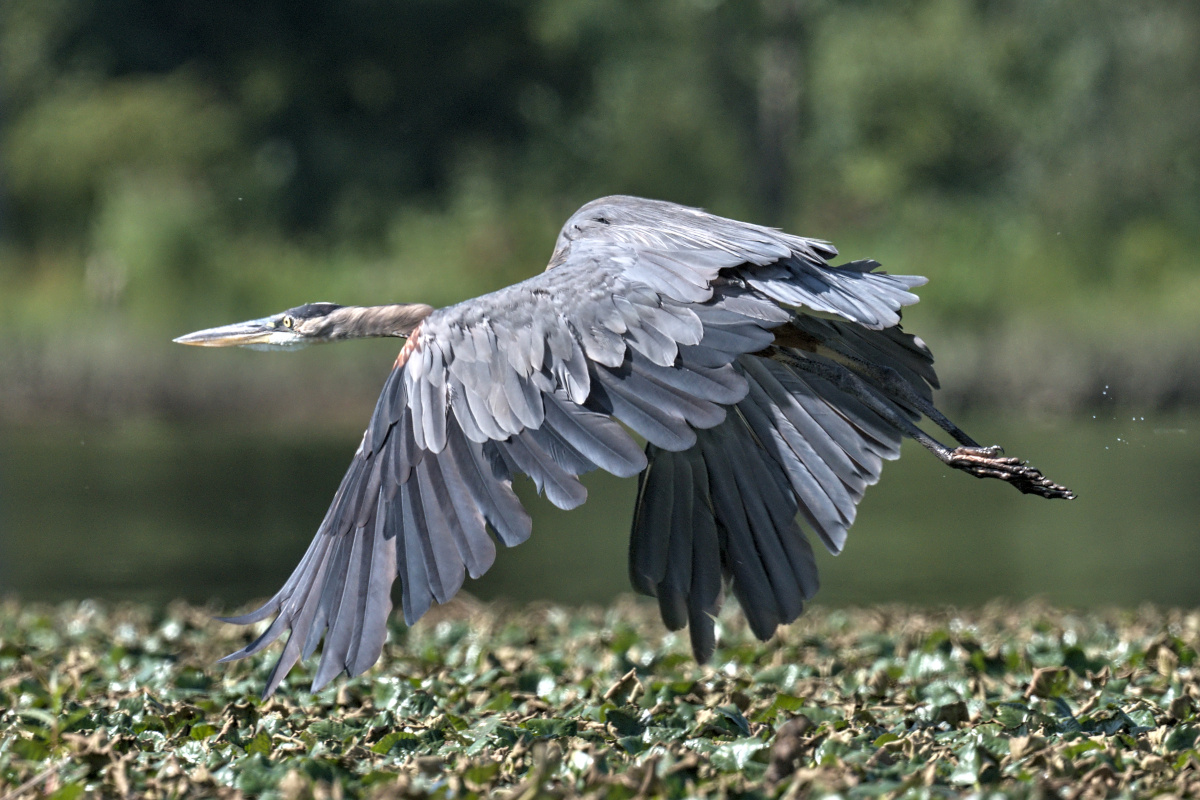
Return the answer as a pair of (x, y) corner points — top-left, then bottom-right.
(176, 196), (1073, 697)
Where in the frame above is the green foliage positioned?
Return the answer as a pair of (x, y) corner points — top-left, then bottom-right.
(2, 599), (1200, 797)
(5, 72), (238, 228)
(2, 0), (1199, 403)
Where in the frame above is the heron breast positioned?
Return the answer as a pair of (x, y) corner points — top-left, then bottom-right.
(394, 326), (421, 368)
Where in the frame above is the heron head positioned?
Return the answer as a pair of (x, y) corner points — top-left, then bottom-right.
(173, 303), (348, 350)
(174, 302), (433, 349)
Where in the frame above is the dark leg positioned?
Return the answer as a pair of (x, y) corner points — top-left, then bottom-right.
(852, 361), (981, 448)
(794, 323), (982, 447)
(772, 349), (1075, 500)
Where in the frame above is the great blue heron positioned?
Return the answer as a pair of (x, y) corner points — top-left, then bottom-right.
(176, 195), (1073, 697)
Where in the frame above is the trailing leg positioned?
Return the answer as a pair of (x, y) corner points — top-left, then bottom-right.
(771, 348), (1075, 500)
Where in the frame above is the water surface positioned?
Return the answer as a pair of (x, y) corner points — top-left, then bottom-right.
(2, 412), (1196, 611)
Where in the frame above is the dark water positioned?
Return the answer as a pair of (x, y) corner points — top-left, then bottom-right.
(2, 411), (1197, 611)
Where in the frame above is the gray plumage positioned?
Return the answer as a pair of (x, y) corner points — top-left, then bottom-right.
(176, 195), (1074, 698)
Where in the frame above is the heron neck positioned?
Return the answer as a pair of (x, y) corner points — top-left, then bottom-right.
(325, 304), (434, 340)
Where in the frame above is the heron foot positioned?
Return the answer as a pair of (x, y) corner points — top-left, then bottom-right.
(948, 446), (1076, 500)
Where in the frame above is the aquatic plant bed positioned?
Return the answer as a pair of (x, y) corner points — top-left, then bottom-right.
(2, 598), (1199, 798)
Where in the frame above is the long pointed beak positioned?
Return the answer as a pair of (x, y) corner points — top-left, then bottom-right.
(173, 317), (279, 347)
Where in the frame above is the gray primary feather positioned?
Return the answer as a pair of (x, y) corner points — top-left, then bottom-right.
(218, 195), (943, 696)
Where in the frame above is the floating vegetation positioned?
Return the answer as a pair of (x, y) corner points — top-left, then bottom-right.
(2, 598), (1199, 798)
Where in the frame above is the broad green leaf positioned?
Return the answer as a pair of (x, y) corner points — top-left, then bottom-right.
(245, 730), (272, 756)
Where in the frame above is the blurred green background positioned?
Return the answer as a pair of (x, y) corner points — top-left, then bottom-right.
(1, 0), (1197, 609)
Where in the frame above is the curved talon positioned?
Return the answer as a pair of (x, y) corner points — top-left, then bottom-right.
(954, 444), (1005, 458)
(948, 446), (1076, 500)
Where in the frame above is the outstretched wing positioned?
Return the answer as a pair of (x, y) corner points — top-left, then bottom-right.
(551, 196), (924, 329)
(220, 196), (926, 696)
(629, 317), (941, 661)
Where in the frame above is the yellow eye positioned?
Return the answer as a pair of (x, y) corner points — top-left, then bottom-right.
(282, 316), (295, 329)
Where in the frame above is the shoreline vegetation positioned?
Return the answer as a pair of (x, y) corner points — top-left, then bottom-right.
(2, 598), (1199, 797)
(5, 1), (1200, 429)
